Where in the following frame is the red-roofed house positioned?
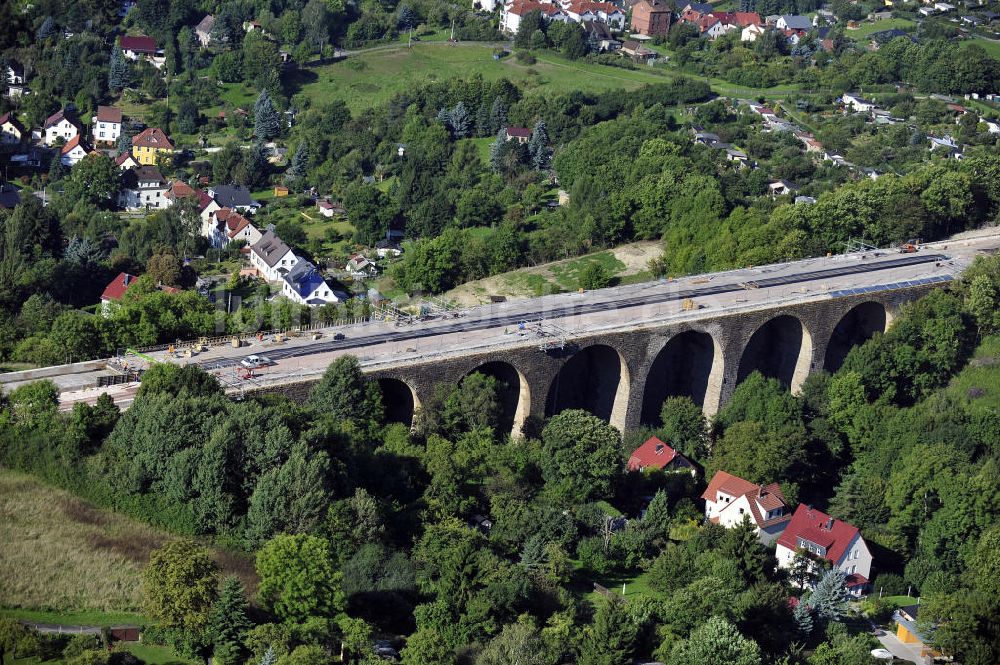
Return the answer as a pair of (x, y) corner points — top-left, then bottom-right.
(562, 1), (626, 30)
(60, 135), (92, 166)
(776, 505), (872, 596)
(501, 1), (569, 34)
(131, 127), (174, 165)
(732, 11), (762, 26)
(701, 470), (791, 544)
(627, 436), (696, 475)
(120, 35), (164, 68)
(101, 272), (137, 311)
(505, 126), (532, 144)
(116, 152), (140, 170)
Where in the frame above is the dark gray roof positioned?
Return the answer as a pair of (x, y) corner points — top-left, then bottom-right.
(0, 182), (20, 209)
(780, 14), (812, 30)
(251, 230), (293, 268)
(210, 184), (257, 209)
(283, 260), (329, 299)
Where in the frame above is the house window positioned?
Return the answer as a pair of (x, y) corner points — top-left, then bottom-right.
(100, 132), (105, 138)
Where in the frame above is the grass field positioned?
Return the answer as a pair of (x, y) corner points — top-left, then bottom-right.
(0, 469), (256, 615)
(946, 335), (1000, 416)
(966, 37), (1000, 59)
(290, 43), (672, 112)
(845, 18), (917, 40)
(444, 241), (661, 305)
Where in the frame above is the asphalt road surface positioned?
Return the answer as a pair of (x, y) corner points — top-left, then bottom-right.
(197, 252), (947, 371)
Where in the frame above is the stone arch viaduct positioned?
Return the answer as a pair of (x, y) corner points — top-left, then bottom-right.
(351, 285), (928, 435)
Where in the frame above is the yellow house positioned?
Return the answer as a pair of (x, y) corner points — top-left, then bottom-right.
(131, 127), (174, 165)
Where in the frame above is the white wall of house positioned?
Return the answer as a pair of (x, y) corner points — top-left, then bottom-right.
(92, 120), (121, 144)
(282, 278), (340, 305)
(45, 119), (79, 146)
(776, 533), (873, 590)
(251, 248), (299, 282)
(61, 145), (88, 166)
(121, 186), (169, 210)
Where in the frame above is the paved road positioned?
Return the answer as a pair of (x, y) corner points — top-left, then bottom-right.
(197, 252), (947, 371)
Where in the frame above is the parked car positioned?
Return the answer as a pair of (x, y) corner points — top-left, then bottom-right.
(870, 648), (894, 660)
(333, 332), (345, 340)
(240, 354), (273, 369)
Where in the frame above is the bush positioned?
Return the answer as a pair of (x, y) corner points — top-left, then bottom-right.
(872, 572), (907, 596)
(577, 536), (614, 575)
(515, 50), (536, 65)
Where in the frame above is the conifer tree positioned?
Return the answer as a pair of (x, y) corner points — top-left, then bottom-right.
(808, 569), (851, 622)
(489, 128), (509, 173)
(208, 576), (251, 663)
(450, 102), (471, 139)
(109, 41), (131, 93)
(489, 97), (508, 135)
(529, 119), (549, 170)
(289, 141), (309, 179)
(253, 89), (281, 141)
(793, 601), (814, 636)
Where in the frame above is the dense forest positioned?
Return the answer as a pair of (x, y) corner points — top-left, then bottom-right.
(3, 255), (1000, 664)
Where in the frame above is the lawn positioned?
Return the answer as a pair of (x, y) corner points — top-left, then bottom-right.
(845, 18), (917, 40)
(966, 37), (1000, 60)
(0, 608), (145, 627)
(0, 469), (257, 615)
(579, 569), (665, 606)
(549, 251), (627, 291)
(291, 43), (672, 112)
(946, 335), (1000, 417)
(11, 643), (196, 665)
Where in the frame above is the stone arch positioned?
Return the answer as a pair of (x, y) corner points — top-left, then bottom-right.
(736, 314), (813, 391)
(462, 361), (531, 437)
(376, 377), (419, 427)
(545, 344), (630, 427)
(640, 330), (724, 424)
(823, 301), (889, 372)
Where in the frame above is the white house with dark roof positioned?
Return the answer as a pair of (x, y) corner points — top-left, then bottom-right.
(209, 184), (261, 213)
(119, 165), (168, 210)
(43, 109), (82, 146)
(91, 106), (123, 146)
(281, 260), (340, 306)
(701, 470), (791, 545)
(195, 15), (215, 46)
(250, 230), (298, 281)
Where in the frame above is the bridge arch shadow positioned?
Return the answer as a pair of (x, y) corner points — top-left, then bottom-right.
(641, 330), (722, 424)
(545, 344), (629, 427)
(377, 377), (419, 427)
(737, 315), (812, 390)
(462, 361), (530, 436)
(823, 301), (888, 372)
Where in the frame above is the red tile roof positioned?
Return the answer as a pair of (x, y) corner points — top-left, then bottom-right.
(120, 35), (157, 53)
(167, 181), (197, 200)
(197, 190), (216, 212)
(61, 135), (85, 155)
(506, 126), (532, 138)
(777, 504), (861, 565)
(95, 106), (123, 124)
(627, 436), (691, 471)
(506, 0), (565, 17)
(132, 127), (173, 150)
(44, 108), (81, 130)
(733, 11), (762, 26)
(702, 470), (790, 528)
(101, 272), (137, 301)
(116, 152), (138, 167)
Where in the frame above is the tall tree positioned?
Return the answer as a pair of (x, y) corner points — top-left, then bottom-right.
(529, 120), (549, 170)
(808, 569), (851, 622)
(208, 576), (251, 665)
(450, 102), (471, 139)
(256, 534), (339, 622)
(253, 89), (281, 141)
(288, 141), (309, 180)
(722, 514), (769, 584)
(109, 41), (131, 92)
(578, 597), (638, 665)
(541, 409), (622, 504)
(489, 97), (508, 135)
(308, 356), (382, 424)
(142, 540), (219, 632)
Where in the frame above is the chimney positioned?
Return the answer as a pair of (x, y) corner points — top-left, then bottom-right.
(826, 517), (834, 530)
(758, 484), (765, 497)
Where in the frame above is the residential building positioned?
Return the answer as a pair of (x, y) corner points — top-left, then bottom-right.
(474, 0), (500, 11)
(841, 92), (876, 113)
(60, 136), (91, 166)
(120, 35), (164, 68)
(0, 112), (26, 149)
(216, 207), (262, 247)
(195, 15), (215, 46)
(101, 272), (138, 314)
(91, 106), (122, 146)
(627, 436), (696, 474)
(631, 0), (672, 35)
(375, 239), (403, 258)
(583, 20), (621, 51)
(43, 109), (82, 146)
(776, 14), (812, 30)
(131, 127), (174, 165)
(198, 190), (222, 227)
(5, 62), (24, 85)
(505, 127), (532, 144)
(119, 165), (168, 210)
(775, 504), (872, 596)
(347, 253), (378, 278)
(562, 1), (626, 30)
(250, 231), (298, 281)
(165, 180), (197, 205)
(768, 179), (798, 197)
(209, 184), (261, 213)
(701, 470), (791, 544)
(115, 152), (140, 170)
(741, 23), (765, 41)
(621, 39), (657, 61)
(501, 1), (569, 34)
(281, 260), (340, 306)
(317, 199), (346, 218)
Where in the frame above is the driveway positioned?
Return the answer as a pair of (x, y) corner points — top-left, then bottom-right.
(875, 628), (929, 664)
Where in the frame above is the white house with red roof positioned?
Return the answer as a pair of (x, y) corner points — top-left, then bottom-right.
(701, 470), (791, 544)
(627, 436), (696, 475)
(115, 152), (140, 170)
(501, 1), (570, 35)
(505, 126), (532, 144)
(43, 109), (83, 146)
(204, 207), (262, 248)
(60, 136), (92, 166)
(776, 504), (872, 596)
(101, 272), (138, 314)
(561, 1), (626, 30)
(120, 35), (165, 68)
